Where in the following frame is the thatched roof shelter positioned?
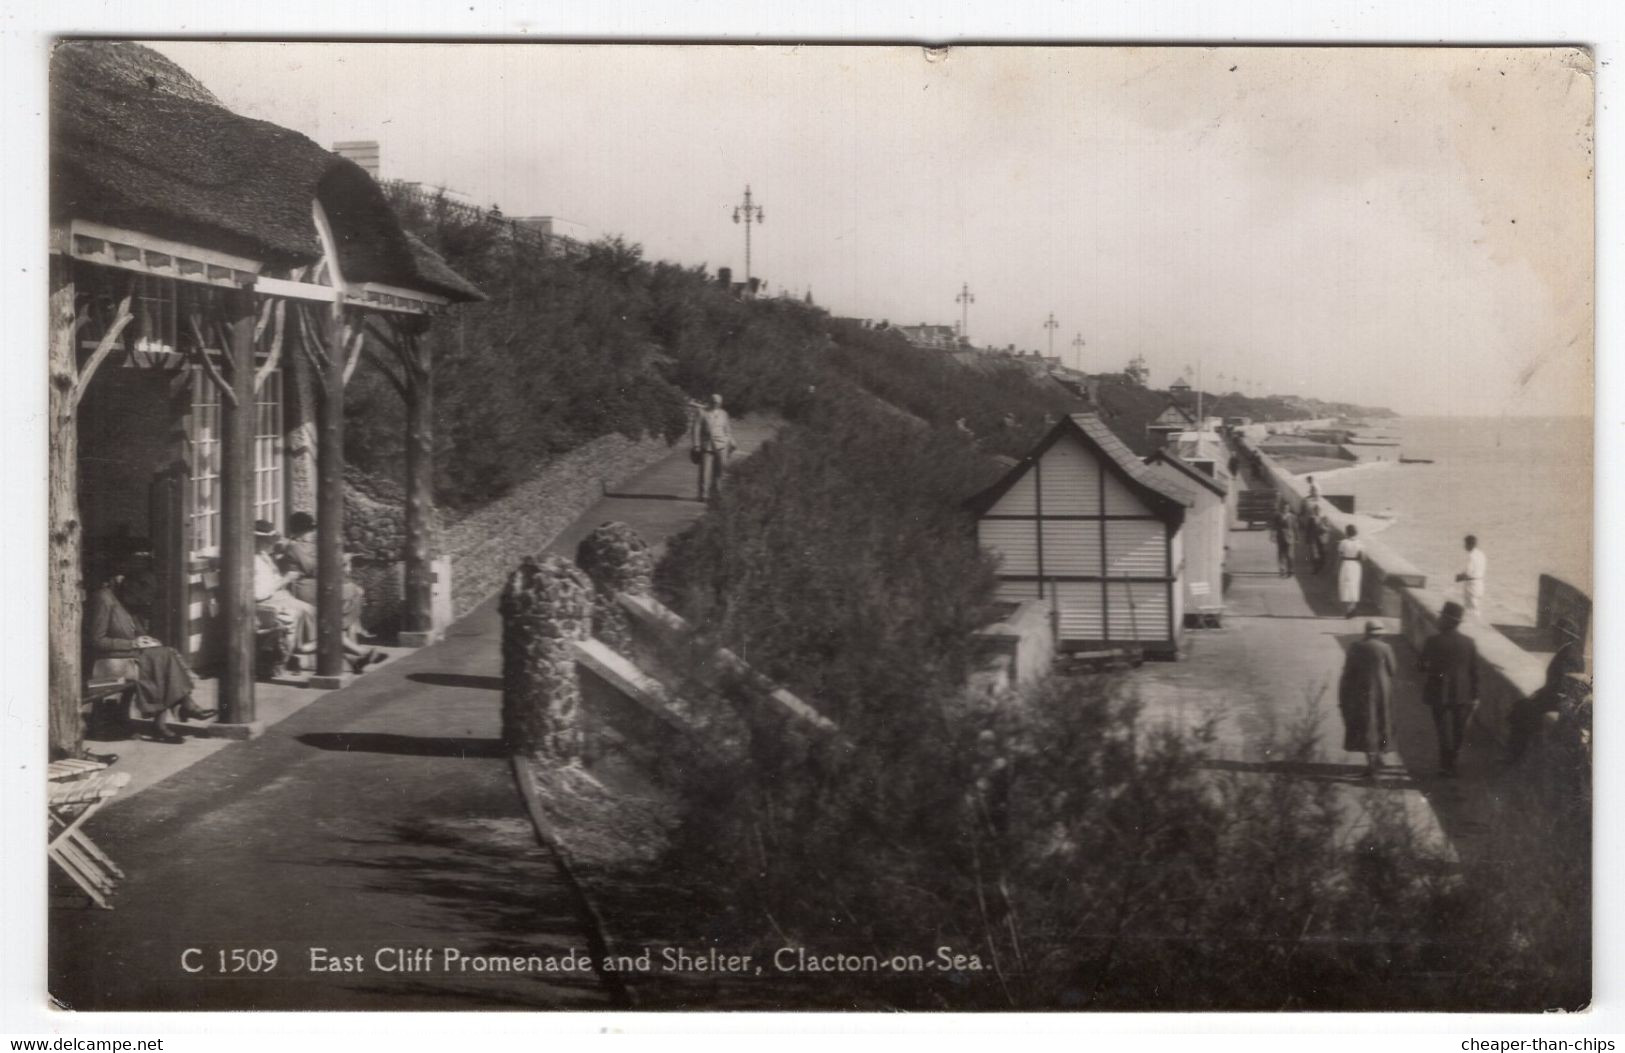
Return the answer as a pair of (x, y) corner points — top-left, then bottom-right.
(50, 41), (482, 302)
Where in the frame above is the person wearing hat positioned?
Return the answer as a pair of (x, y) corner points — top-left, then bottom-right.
(689, 393), (737, 504)
(1339, 620), (1396, 778)
(86, 558), (215, 743)
(254, 520), (315, 661)
(1504, 616), (1587, 765)
(1419, 600), (1480, 777)
(279, 511), (380, 672)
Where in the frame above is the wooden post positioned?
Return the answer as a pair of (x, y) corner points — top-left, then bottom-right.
(313, 306), (348, 685)
(217, 288), (258, 727)
(48, 256), (84, 759)
(401, 326), (436, 642)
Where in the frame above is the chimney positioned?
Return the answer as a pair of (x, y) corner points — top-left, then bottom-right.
(718, 266), (732, 288)
(332, 140), (381, 181)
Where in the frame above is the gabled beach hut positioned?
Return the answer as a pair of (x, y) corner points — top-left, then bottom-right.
(1146, 449), (1229, 622)
(968, 413), (1193, 658)
(1146, 399), (1197, 449)
(48, 42), (483, 756)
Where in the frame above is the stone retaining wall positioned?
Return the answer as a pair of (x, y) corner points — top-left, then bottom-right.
(1236, 431), (1546, 744)
(441, 434), (674, 617)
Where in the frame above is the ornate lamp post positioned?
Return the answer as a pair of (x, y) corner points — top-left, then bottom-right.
(732, 185), (765, 286)
(1071, 332), (1086, 372)
(956, 282), (975, 344)
(1043, 312), (1059, 358)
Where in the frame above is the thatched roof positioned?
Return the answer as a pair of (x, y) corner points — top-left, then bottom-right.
(51, 41), (482, 302)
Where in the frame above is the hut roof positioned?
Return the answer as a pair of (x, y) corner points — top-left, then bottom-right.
(51, 41), (482, 302)
(1146, 448), (1227, 498)
(966, 412), (1194, 518)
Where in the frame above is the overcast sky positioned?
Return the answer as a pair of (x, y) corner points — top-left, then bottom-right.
(149, 42), (1593, 417)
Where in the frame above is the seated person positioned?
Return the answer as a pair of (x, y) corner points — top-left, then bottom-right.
(1505, 618), (1587, 764)
(265, 516), (381, 675)
(255, 519), (316, 662)
(86, 558), (215, 744)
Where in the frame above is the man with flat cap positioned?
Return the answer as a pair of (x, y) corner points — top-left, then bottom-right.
(1419, 600), (1480, 777)
(1339, 620), (1396, 779)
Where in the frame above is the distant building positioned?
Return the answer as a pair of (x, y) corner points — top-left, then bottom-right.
(894, 323), (963, 351)
(512, 215), (590, 242)
(331, 140), (381, 180)
(715, 266), (761, 300)
(1169, 376), (1192, 399)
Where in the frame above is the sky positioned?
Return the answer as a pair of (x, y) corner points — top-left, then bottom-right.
(150, 42), (1595, 417)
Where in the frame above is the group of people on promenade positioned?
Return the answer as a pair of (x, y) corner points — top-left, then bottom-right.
(84, 511), (379, 745)
(1244, 456), (1583, 782)
(1267, 481), (1366, 619)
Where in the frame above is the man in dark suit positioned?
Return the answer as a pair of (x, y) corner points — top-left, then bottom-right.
(1420, 600), (1480, 777)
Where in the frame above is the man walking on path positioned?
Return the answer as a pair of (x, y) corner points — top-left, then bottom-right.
(1339, 620), (1396, 779)
(1455, 535), (1488, 617)
(691, 393), (738, 503)
(1273, 506), (1297, 577)
(1420, 600), (1480, 777)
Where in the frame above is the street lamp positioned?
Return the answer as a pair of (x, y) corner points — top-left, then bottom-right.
(956, 282), (975, 344)
(1071, 333), (1086, 373)
(1043, 313), (1058, 359)
(732, 185), (765, 286)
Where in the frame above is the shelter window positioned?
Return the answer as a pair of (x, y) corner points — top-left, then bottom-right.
(254, 372), (283, 528)
(189, 371), (221, 557)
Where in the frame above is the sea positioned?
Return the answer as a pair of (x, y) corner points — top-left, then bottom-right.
(1306, 416), (1592, 630)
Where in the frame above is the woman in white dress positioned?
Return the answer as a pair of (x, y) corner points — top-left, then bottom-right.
(1337, 525), (1364, 618)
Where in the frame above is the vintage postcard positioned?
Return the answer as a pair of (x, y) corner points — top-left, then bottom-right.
(44, 40), (1593, 1012)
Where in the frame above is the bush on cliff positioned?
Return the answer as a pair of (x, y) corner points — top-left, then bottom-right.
(366, 184), (1075, 511)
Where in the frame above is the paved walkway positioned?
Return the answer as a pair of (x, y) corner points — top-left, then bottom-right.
(49, 418), (780, 1011)
(1130, 474), (1520, 865)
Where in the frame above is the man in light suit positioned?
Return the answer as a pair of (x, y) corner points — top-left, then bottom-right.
(691, 393), (738, 503)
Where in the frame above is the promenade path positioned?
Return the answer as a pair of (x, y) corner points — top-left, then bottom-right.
(1130, 476), (1515, 866)
(49, 418), (780, 1011)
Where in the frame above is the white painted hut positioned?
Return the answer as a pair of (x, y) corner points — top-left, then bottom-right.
(1146, 449), (1228, 622)
(968, 413), (1193, 658)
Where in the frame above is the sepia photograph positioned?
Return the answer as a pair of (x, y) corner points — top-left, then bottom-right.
(38, 38), (1593, 1014)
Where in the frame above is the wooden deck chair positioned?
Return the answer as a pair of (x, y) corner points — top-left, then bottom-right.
(48, 768), (130, 909)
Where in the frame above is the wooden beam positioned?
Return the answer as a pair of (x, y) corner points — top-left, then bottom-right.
(314, 304), (348, 681)
(71, 291), (134, 407)
(48, 256), (85, 759)
(185, 314), (239, 408)
(401, 327), (435, 636)
(253, 297), (275, 343)
(359, 332), (409, 399)
(294, 304), (331, 379)
(71, 219), (263, 275)
(340, 324), (366, 389)
(255, 300), (286, 394)
(217, 288), (258, 725)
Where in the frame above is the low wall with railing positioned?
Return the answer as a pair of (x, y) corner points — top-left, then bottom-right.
(1235, 433), (1547, 744)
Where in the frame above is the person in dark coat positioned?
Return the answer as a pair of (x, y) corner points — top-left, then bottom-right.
(1504, 617), (1587, 764)
(1274, 507), (1298, 577)
(86, 561), (215, 743)
(1419, 600), (1480, 776)
(1340, 620), (1396, 777)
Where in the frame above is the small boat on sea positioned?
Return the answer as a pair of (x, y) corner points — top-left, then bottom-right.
(1399, 457), (1434, 464)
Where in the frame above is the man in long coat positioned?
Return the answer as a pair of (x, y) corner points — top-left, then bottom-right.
(1420, 600), (1480, 777)
(1339, 620), (1396, 778)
